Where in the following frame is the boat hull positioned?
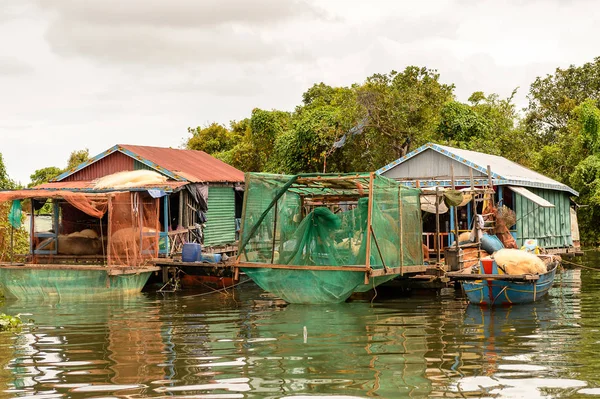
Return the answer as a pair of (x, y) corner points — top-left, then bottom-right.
(462, 263), (558, 306)
(0, 264), (157, 300)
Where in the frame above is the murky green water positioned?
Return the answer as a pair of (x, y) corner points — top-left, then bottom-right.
(1, 253), (600, 398)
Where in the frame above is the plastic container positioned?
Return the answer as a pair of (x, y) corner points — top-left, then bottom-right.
(182, 243), (202, 262)
(200, 253), (222, 263)
(480, 234), (504, 255)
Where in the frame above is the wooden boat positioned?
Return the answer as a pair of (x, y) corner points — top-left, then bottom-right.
(0, 263), (158, 300)
(447, 255), (560, 306)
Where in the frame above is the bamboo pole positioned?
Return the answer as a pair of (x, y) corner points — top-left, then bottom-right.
(237, 178), (249, 261)
(369, 225), (388, 271)
(107, 195), (113, 266)
(29, 199), (34, 256)
(237, 262), (368, 272)
(435, 186), (441, 264)
(487, 165), (495, 208)
(451, 164), (459, 250)
(398, 186), (404, 276)
(270, 201), (278, 264)
(364, 172), (375, 284)
(178, 191), (184, 229)
(10, 225), (14, 264)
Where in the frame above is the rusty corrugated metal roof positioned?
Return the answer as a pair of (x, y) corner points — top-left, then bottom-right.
(119, 144), (244, 183)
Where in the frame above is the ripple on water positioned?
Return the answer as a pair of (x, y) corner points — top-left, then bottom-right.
(0, 259), (599, 397)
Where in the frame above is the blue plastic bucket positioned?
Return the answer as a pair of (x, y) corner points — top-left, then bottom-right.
(182, 243), (202, 262)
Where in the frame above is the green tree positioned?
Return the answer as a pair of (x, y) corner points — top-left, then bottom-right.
(186, 123), (238, 154)
(0, 153), (15, 190)
(28, 166), (63, 188)
(350, 67), (455, 170)
(66, 148), (90, 170)
(526, 57), (600, 144)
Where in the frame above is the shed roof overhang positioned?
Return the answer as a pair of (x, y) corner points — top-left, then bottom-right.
(508, 186), (555, 208)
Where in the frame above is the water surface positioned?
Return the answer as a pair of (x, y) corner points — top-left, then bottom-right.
(1, 252), (600, 398)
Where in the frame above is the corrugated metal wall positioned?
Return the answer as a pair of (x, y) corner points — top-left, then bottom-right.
(63, 152), (134, 181)
(203, 186), (236, 246)
(514, 188), (572, 248)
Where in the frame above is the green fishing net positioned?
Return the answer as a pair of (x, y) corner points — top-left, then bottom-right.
(238, 173), (423, 304)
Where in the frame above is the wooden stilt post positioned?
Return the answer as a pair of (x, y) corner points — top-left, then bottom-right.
(398, 186), (404, 276)
(270, 201), (278, 264)
(435, 186), (441, 265)
(364, 172), (374, 285)
(10, 225), (14, 264)
(451, 164), (459, 250)
(178, 191), (184, 230)
(30, 199), (34, 256)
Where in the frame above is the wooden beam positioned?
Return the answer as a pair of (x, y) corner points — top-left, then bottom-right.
(235, 262), (368, 272)
(369, 265), (428, 276)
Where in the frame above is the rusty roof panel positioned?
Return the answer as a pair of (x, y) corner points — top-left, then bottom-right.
(119, 144), (244, 183)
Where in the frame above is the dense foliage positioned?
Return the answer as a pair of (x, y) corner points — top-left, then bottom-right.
(28, 148), (90, 188)
(186, 60), (600, 244)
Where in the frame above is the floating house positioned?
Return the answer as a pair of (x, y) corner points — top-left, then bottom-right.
(42, 144), (245, 254)
(377, 143), (580, 255)
(0, 144), (244, 299)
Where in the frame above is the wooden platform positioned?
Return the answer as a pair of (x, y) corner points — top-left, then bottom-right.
(0, 263), (159, 275)
(152, 258), (233, 269)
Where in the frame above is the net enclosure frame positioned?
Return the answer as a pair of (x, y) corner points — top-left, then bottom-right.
(234, 172), (426, 287)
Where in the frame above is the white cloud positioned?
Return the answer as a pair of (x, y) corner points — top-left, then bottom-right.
(1, 0), (600, 184)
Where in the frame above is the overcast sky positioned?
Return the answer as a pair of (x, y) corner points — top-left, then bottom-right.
(1, 0), (598, 184)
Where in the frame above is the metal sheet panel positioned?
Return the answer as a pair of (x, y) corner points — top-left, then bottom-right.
(514, 188), (572, 248)
(63, 152), (134, 181)
(383, 150), (484, 180)
(203, 186), (236, 246)
(509, 186), (554, 208)
(121, 144), (244, 183)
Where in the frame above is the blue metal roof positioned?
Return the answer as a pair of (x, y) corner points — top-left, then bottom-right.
(376, 143), (578, 196)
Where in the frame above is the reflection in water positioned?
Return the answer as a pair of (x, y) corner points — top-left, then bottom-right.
(0, 256), (599, 398)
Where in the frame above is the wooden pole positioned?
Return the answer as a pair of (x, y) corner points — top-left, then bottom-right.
(487, 165), (495, 208)
(10, 226), (14, 264)
(451, 164), (459, 250)
(270, 201), (278, 264)
(178, 191), (184, 229)
(398, 186), (404, 276)
(236, 178), (249, 264)
(107, 195), (113, 266)
(435, 186), (441, 264)
(30, 199), (34, 256)
(364, 172), (375, 284)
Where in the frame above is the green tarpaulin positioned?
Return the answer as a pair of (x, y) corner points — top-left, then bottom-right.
(8, 200), (21, 229)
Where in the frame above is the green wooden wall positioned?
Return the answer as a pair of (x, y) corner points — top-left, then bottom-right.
(514, 188), (572, 248)
(203, 186), (236, 246)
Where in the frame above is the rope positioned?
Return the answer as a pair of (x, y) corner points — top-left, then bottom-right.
(560, 257), (600, 272)
(180, 278), (251, 299)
